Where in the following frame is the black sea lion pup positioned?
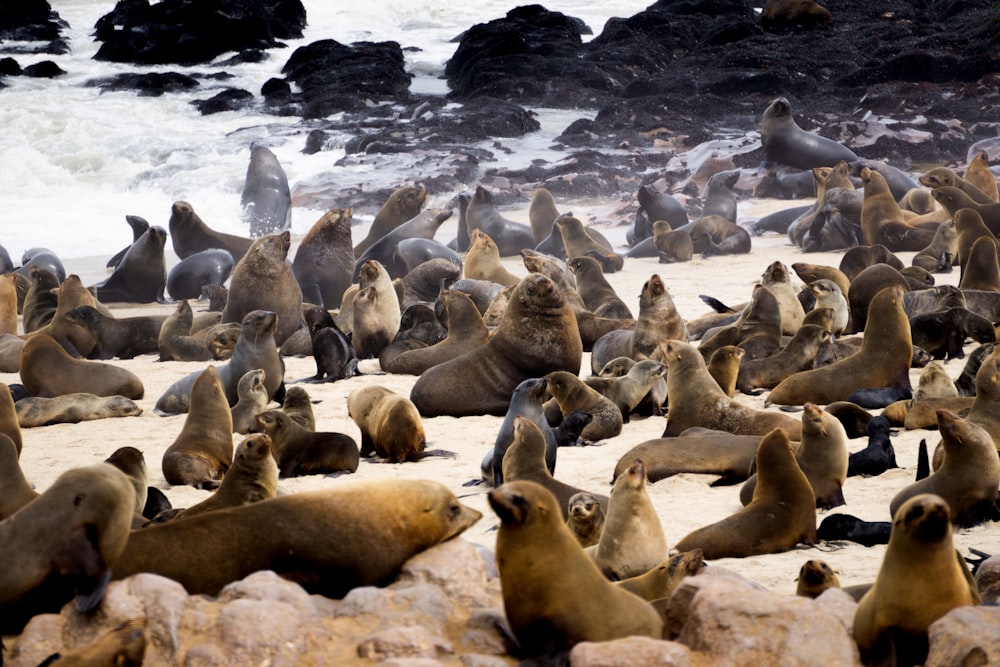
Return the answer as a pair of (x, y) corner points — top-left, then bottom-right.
(489, 481), (662, 657)
(847, 415), (898, 477)
(253, 410), (359, 477)
(817, 514), (891, 547)
(853, 494), (980, 667)
(303, 305), (358, 382)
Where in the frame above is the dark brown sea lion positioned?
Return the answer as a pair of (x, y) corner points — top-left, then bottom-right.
(909, 307), (995, 361)
(383, 290), (488, 375)
(63, 305), (165, 360)
(114, 479), (481, 598)
(489, 480), (662, 656)
(654, 221), (694, 263)
(158, 300), (213, 362)
(94, 226), (168, 303)
(354, 207), (453, 280)
(293, 207), (354, 309)
(0, 382), (23, 455)
(953, 208), (999, 274)
(347, 385), (429, 463)
(931, 186), (1000, 235)
(760, 96), (858, 169)
(465, 185), (535, 256)
(566, 492), (605, 548)
(411, 273), (582, 417)
(860, 168), (936, 252)
(920, 167), (995, 205)
(15, 393), (142, 428)
(168, 200), (252, 262)
(966, 149), (998, 201)
(0, 434), (35, 519)
(760, 0), (833, 31)
(838, 243), (903, 282)
(545, 370), (623, 442)
(568, 255), (632, 319)
(19, 334), (144, 399)
(791, 262), (851, 303)
(21, 265), (60, 334)
(485, 377), (558, 487)
(674, 428), (817, 560)
(708, 345), (743, 397)
(353, 185), (427, 256)
(253, 409), (359, 477)
(555, 214), (622, 268)
(29, 274), (100, 358)
(959, 235), (1000, 291)
(853, 494), (980, 667)
(161, 366), (234, 489)
(768, 286), (912, 405)
(737, 324), (831, 394)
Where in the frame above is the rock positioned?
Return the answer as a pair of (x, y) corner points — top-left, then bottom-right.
(193, 88), (254, 114)
(0, 0), (68, 54)
(86, 72), (200, 96)
(357, 626), (454, 661)
(926, 606), (1000, 667)
(396, 538), (499, 608)
(976, 555), (1000, 604)
(569, 636), (694, 667)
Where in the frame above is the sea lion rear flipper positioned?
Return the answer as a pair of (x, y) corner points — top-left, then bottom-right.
(915, 439), (929, 481)
(699, 295), (735, 313)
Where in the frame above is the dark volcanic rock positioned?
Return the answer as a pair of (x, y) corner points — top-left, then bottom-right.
(86, 72), (200, 96)
(0, 0), (69, 54)
(22, 60), (64, 78)
(193, 88), (255, 115)
(93, 0), (306, 65)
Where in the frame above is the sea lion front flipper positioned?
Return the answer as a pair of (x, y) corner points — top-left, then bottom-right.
(74, 569), (112, 613)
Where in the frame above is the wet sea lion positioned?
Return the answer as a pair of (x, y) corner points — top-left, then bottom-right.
(93, 226), (167, 303)
(486, 377), (558, 488)
(853, 494), (980, 667)
(465, 185), (535, 256)
(383, 290), (488, 376)
(568, 255), (632, 319)
(63, 305), (164, 360)
(15, 393), (142, 428)
(489, 480), (662, 656)
(465, 228), (521, 286)
(230, 368), (268, 434)
(221, 231), (303, 345)
(240, 143), (291, 237)
(567, 492), (605, 548)
(529, 187), (561, 243)
(114, 479), (481, 598)
(347, 386), (430, 463)
(353, 186), (427, 256)
(166, 248), (234, 301)
(411, 273), (582, 417)
(673, 428), (817, 560)
(161, 366), (234, 489)
(0, 464), (135, 634)
(545, 370), (623, 442)
(168, 200), (252, 262)
(106, 213), (149, 269)
(253, 409), (359, 477)
(591, 460), (667, 580)
(768, 286), (911, 405)
(737, 324), (831, 394)
(20, 334), (144, 399)
(760, 96), (859, 169)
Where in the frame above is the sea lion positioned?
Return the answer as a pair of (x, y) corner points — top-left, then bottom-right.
(465, 185), (535, 256)
(689, 215), (751, 256)
(485, 377), (558, 488)
(21, 266), (60, 333)
(617, 549), (705, 604)
(847, 415), (898, 477)
(201, 283), (228, 311)
(0, 383), (23, 454)
(613, 429), (761, 484)
(0, 434), (35, 519)
(395, 237), (461, 275)
(959, 235), (1000, 291)
(591, 459), (668, 580)
(37, 617), (147, 667)
(347, 385), (430, 463)
(353, 186), (427, 256)
(354, 259), (401, 349)
(808, 279), (848, 335)
(106, 213), (149, 270)
(913, 361), (958, 401)
(545, 370), (623, 442)
(891, 410), (1000, 527)
(502, 416), (608, 520)
(230, 368), (268, 434)
(253, 409), (359, 477)
(221, 231), (303, 345)
(401, 256), (462, 303)
(166, 248), (234, 301)
(19, 334), (144, 399)
(931, 186), (1000, 235)
(555, 214), (622, 269)
(760, 0), (833, 31)
(92, 225), (168, 303)
(699, 170), (740, 222)
(104, 445), (148, 518)
(0, 274), (16, 335)
(740, 403), (848, 509)
(636, 184), (688, 232)
(17, 247), (65, 283)
(28, 274), (100, 358)
(654, 222), (694, 263)
(161, 366), (234, 489)
(301, 306), (358, 382)
(168, 200), (252, 262)
(920, 167), (995, 205)
(966, 149), (999, 201)
(567, 492), (605, 548)
(795, 559), (840, 599)
(760, 96), (859, 169)
(411, 273), (582, 417)
(155, 309), (284, 413)
(707, 345), (743, 397)
(15, 393), (142, 428)
(114, 479), (481, 598)
(352, 286), (394, 359)
(529, 187), (561, 243)
(157, 300), (213, 362)
(568, 255), (632, 319)
(760, 261), (805, 335)
(953, 208), (998, 273)
(240, 143), (291, 237)
(853, 494), (980, 667)
(354, 208), (453, 280)
(205, 322), (242, 361)
(909, 307), (995, 361)
(0, 464), (135, 634)
(674, 428), (817, 560)
(489, 480), (662, 656)
(383, 290), (488, 376)
(661, 340), (803, 439)
(601, 359), (668, 419)
(63, 305), (164, 360)
(768, 286), (912, 405)
(281, 385), (316, 431)
(737, 324), (831, 394)
(859, 168), (936, 252)
(838, 243), (904, 282)
(817, 513), (891, 547)
(465, 228), (520, 286)
(912, 219), (958, 274)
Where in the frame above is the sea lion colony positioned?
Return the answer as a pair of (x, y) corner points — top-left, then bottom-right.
(2, 100), (999, 663)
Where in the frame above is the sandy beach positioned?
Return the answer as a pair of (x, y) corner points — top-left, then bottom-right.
(6, 201), (998, 610)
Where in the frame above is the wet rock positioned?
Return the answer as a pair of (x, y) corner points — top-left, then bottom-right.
(86, 72), (200, 96)
(926, 606), (1000, 667)
(193, 88), (255, 115)
(0, 0), (69, 54)
(569, 636), (694, 667)
(22, 60), (64, 78)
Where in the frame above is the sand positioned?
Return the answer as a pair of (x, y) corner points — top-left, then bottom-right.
(6, 201), (997, 606)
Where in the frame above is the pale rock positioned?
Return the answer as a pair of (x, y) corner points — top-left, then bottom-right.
(569, 636), (694, 667)
(926, 606), (1000, 667)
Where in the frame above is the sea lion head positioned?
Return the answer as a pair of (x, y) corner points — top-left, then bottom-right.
(599, 357), (635, 377)
(893, 493), (951, 545)
(102, 395), (143, 418)
(146, 225), (168, 249)
(471, 185), (493, 206)
(633, 359), (667, 382)
(237, 368), (266, 397)
(359, 260), (386, 285)
(568, 492), (601, 522)
(554, 213), (584, 235)
(658, 339), (687, 366)
(953, 207), (986, 232)
(618, 459), (649, 491)
(762, 260), (790, 285)
(242, 309), (278, 340)
(63, 305), (101, 327)
(919, 168), (955, 190)
(797, 559), (839, 593)
(936, 409), (991, 455)
(810, 279), (842, 300)
(171, 201), (197, 226)
(237, 432), (273, 462)
(513, 377), (549, 405)
(517, 273), (563, 310)
(802, 403), (829, 436)
(764, 96), (792, 121)
(489, 480), (556, 528)
(641, 274), (666, 301)
(253, 409), (289, 435)
(470, 228), (495, 251)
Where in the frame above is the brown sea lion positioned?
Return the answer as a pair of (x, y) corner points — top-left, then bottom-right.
(158, 300), (213, 362)
(168, 200), (252, 262)
(661, 340), (803, 439)
(761, 261), (805, 335)
(892, 410), (1000, 527)
(617, 549), (704, 603)
(347, 385), (429, 463)
(465, 228), (520, 286)
(853, 494), (980, 667)
(63, 305), (165, 360)
(411, 273), (582, 417)
(352, 286), (394, 359)
(0, 464), (135, 634)
(690, 215), (752, 256)
(21, 266), (60, 334)
(860, 167), (936, 251)
(104, 445), (148, 517)
(568, 255), (632, 319)
(590, 459), (668, 580)
(19, 334), (144, 399)
(601, 359), (668, 419)
(965, 150), (998, 201)
(912, 218), (958, 274)
(230, 368), (268, 434)
(953, 208), (999, 274)
(0, 382), (23, 454)
(293, 207), (355, 309)
(383, 290), (488, 375)
(15, 393), (142, 428)
(465, 185), (535, 256)
(566, 492), (605, 548)
(673, 428), (817, 560)
(221, 231), (303, 345)
(708, 345), (743, 397)
(846, 263), (911, 333)
(353, 186), (427, 256)
(920, 167), (995, 205)
(796, 559), (841, 599)
(760, 0), (833, 31)
(489, 480), (662, 656)
(768, 286), (911, 406)
(555, 214), (623, 268)
(114, 479), (481, 598)
(959, 235), (1000, 291)
(931, 186), (1000, 235)
(253, 409), (359, 477)
(838, 243), (903, 282)
(740, 402), (848, 509)
(354, 259), (401, 349)
(632, 274), (686, 358)
(38, 618), (147, 667)
(0, 433), (36, 519)
(529, 187), (561, 243)
(204, 322), (242, 361)
(281, 384), (316, 431)
(653, 221), (693, 263)
(161, 366), (234, 489)
(0, 273), (16, 335)
(737, 324), (831, 394)
(545, 370), (623, 442)
(28, 274), (100, 358)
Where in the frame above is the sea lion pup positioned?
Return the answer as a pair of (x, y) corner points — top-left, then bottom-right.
(555, 213), (622, 266)
(808, 279), (848, 335)
(707, 345), (742, 397)
(529, 187), (561, 243)
(737, 324), (831, 394)
(739, 403), (849, 509)
(346, 385), (446, 463)
(545, 370), (623, 442)
(0, 434), (36, 519)
(568, 255), (632, 320)
(598, 358), (668, 420)
(767, 286), (911, 406)
(502, 416), (608, 520)
(660, 340), (803, 439)
(486, 377), (558, 487)
(853, 494), (980, 666)
(0, 382), (23, 455)
(653, 221), (694, 263)
(116, 478), (481, 597)
(590, 459), (668, 580)
(279, 385), (316, 431)
(353, 185), (427, 256)
(0, 464), (136, 635)
(14, 393), (142, 428)
(817, 513), (891, 548)
(384, 290), (488, 376)
(847, 415), (898, 477)
(201, 283), (228, 311)
(19, 334), (144, 400)
(760, 0), (833, 31)
(62, 305), (164, 360)
(913, 361), (958, 401)
(920, 166), (996, 205)
(204, 322), (242, 361)
(674, 428), (817, 560)
(489, 480), (662, 656)
(292, 207), (354, 309)
(567, 492), (605, 548)
(859, 167), (936, 252)
(168, 201), (252, 263)
(221, 230), (303, 346)
(253, 409), (359, 477)
(910, 307), (995, 361)
(161, 367), (234, 490)
(760, 97), (858, 170)
(412, 273), (582, 417)
(104, 445), (148, 518)
(912, 218), (958, 273)
(464, 228), (520, 286)
(616, 549), (705, 603)
(959, 235), (1000, 291)
(151, 434), (279, 525)
(39, 617), (147, 667)
(760, 260), (805, 335)
(795, 559), (840, 599)
(966, 149), (999, 201)
(301, 306), (358, 382)
(230, 368), (268, 434)
(158, 300), (213, 362)
(892, 410), (1000, 527)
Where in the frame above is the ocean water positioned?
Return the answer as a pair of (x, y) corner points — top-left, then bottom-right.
(0, 0), (653, 272)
